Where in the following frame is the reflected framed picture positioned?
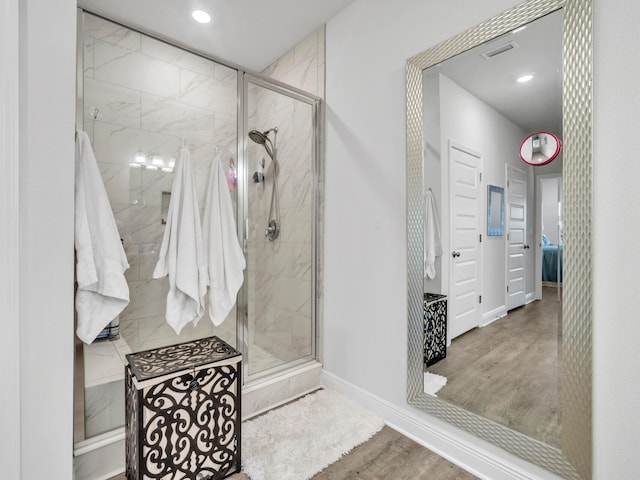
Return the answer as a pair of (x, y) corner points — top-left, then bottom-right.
(487, 185), (504, 236)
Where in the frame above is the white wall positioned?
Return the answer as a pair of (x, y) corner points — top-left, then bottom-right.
(16, 0), (77, 478)
(592, 0), (640, 478)
(0, 0), (21, 477)
(326, 0), (640, 478)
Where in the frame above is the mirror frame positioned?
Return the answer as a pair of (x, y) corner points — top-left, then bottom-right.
(405, 0), (592, 478)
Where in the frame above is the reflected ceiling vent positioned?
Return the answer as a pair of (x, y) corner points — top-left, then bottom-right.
(481, 41), (519, 60)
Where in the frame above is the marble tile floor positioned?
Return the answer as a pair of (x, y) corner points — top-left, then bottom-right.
(83, 334), (288, 388)
(247, 342), (286, 375)
(84, 336), (131, 388)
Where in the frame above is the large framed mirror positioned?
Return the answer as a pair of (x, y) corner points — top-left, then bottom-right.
(406, 0), (591, 478)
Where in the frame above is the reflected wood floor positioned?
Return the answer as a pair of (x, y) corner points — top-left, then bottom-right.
(428, 286), (562, 446)
(109, 426), (476, 480)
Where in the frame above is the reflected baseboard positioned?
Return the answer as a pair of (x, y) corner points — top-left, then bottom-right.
(480, 305), (507, 327)
(321, 370), (565, 480)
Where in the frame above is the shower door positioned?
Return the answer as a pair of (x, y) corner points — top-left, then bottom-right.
(241, 75), (318, 379)
(78, 11), (240, 442)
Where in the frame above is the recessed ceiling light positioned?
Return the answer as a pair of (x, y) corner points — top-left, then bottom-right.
(192, 10), (211, 24)
(512, 26), (527, 34)
(517, 74), (534, 83)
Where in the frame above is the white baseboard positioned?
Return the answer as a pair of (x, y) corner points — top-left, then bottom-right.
(525, 292), (536, 304)
(480, 305), (507, 327)
(321, 370), (564, 480)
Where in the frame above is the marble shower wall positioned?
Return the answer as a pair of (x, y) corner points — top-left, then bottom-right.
(245, 27), (324, 370)
(261, 26), (326, 98)
(82, 13), (238, 352)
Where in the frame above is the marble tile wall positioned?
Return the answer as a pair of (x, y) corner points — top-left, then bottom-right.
(83, 12), (238, 355)
(262, 26), (326, 98)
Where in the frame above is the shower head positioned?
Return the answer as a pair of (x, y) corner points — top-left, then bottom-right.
(249, 127), (278, 144)
(248, 130), (270, 146)
(248, 127), (277, 159)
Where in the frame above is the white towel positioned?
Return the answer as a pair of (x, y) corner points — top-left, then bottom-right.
(74, 131), (130, 344)
(153, 146), (208, 334)
(203, 150), (246, 326)
(425, 189), (443, 279)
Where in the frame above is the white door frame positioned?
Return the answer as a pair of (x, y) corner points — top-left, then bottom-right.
(447, 140), (483, 342)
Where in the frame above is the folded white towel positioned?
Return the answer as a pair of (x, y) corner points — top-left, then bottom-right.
(203, 150), (246, 326)
(425, 189), (443, 279)
(74, 131), (130, 344)
(153, 146), (208, 334)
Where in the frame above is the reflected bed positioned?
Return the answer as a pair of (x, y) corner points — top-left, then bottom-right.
(542, 244), (563, 283)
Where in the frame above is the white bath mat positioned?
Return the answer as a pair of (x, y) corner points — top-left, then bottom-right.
(424, 371), (447, 396)
(242, 388), (384, 480)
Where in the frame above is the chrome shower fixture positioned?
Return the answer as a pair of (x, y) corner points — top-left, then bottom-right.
(248, 127), (281, 241)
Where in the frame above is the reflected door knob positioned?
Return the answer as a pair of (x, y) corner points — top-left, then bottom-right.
(451, 251), (461, 258)
(523, 244), (530, 249)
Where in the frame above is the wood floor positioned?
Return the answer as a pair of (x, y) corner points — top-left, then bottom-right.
(109, 426), (476, 480)
(428, 286), (562, 446)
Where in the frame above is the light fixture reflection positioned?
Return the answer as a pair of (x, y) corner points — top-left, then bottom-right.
(192, 10), (211, 24)
(517, 74), (534, 83)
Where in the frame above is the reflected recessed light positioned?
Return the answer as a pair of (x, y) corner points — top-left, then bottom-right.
(192, 10), (211, 24)
(517, 74), (534, 83)
(512, 26), (527, 34)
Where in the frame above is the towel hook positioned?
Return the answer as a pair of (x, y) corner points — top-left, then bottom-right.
(179, 137), (186, 148)
(92, 108), (99, 120)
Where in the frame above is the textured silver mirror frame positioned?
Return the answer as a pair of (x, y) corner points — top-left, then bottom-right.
(405, 0), (591, 478)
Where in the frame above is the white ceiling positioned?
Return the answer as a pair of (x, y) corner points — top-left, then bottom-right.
(78, 0), (355, 72)
(425, 10), (563, 136)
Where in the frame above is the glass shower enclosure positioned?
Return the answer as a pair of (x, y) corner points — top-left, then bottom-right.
(75, 10), (320, 445)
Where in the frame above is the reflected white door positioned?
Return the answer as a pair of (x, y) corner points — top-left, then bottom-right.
(507, 166), (528, 310)
(449, 143), (482, 340)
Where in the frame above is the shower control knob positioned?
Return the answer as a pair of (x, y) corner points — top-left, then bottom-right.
(265, 219), (280, 241)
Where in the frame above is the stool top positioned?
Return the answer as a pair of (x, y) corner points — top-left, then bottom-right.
(424, 292), (446, 304)
(126, 335), (241, 381)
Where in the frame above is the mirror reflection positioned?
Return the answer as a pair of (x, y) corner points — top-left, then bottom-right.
(420, 10), (563, 446)
(487, 185), (504, 236)
(520, 132), (562, 165)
